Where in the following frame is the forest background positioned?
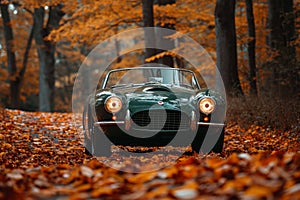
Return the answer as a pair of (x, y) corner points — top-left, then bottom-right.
(0, 0), (299, 130)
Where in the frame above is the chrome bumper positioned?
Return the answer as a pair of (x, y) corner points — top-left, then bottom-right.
(94, 121), (124, 125)
(197, 122), (225, 127)
(94, 121), (225, 127)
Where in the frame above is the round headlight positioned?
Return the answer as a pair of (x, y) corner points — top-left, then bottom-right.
(105, 96), (122, 113)
(199, 97), (216, 114)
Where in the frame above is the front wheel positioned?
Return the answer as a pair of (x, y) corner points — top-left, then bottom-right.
(92, 125), (112, 157)
(86, 105), (112, 157)
(191, 127), (224, 154)
(211, 128), (224, 153)
(83, 103), (92, 156)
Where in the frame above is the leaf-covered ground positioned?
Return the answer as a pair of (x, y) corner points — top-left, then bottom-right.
(0, 109), (299, 199)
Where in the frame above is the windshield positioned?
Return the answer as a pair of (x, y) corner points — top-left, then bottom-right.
(103, 67), (200, 90)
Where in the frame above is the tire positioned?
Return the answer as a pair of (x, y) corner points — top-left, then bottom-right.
(84, 134), (93, 156)
(191, 127), (206, 153)
(212, 128), (224, 153)
(92, 125), (112, 157)
(83, 104), (92, 156)
(191, 127), (224, 154)
(87, 106), (112, 157)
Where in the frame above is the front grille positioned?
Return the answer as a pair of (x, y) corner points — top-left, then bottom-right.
(131, 110), (190, 131)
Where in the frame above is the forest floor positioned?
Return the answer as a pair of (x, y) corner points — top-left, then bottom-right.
(0, 109), (299, 199)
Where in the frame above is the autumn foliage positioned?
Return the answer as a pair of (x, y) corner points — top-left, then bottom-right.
(0, 0), (299, 199)
(0, 0), (299, 111)
(0, 109), (299, 199)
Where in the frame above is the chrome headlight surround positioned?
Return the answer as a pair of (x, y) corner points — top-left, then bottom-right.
(198, 97), (216, 115)
(105, 96), (123, 113)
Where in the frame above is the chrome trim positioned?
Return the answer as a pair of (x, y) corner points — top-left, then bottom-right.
(197, 122), (225, 127)
(190, 111), (197, 131)
(94, 121), (125, 125)
(125, 109), (131, 130)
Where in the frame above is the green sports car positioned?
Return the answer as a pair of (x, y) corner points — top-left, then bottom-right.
(83, 67), (225, 156)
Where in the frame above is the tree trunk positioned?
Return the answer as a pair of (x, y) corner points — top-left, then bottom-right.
(245, 0), (257, 95)
(267, 0), (297, 97)
(142, 0), (156, 62)
(215, 0), (243, 96)
(34, 6), (64, 112)
(0, 4), (19, 108)
(156, 0), (176, 67)
(18, 22), (35, 87)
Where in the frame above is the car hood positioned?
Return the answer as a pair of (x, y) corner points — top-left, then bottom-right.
(112, 84), (197, 114)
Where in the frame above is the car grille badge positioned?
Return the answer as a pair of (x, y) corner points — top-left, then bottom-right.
(157, 101), (164, 106)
